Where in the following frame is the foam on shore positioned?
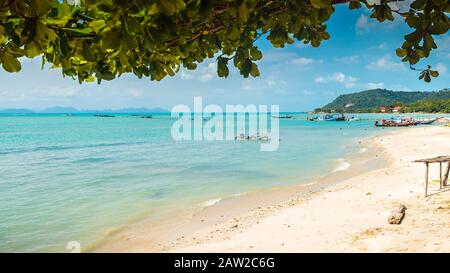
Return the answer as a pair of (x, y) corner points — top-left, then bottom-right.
(332, 159), (351, 173)
(200, 198), (222, 207)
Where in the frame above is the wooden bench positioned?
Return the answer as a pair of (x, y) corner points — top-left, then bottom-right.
(414, 156), (450, 197)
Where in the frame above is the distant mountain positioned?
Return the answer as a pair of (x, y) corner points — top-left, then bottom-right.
(109, 107), (169, 113)
(318, 88), (450, 112)
(0, 107), (169, 114)
(0, 108), (34, 114)
(41, 107), (79, 113)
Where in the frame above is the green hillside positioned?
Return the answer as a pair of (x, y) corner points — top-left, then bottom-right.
(402, 98), (450, 113)
(318, 89), (450, 112)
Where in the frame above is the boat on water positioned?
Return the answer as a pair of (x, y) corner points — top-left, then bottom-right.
(272, 114), (294, 119)
(415, 118), (437, 125)
(309, 113), (346, 121)
(346, 115), (361, 122)
(94, 114), (115, 118)
(376, 116), (439, 127)
(375, 117), (418, 127)
(235, 133), (272, 142)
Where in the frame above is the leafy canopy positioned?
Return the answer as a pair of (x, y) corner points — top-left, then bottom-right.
(0, 0), (448, 84)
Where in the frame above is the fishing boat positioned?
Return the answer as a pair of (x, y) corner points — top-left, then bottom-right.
(375, 117), (418, 127)
(272, 114), (294, 119)
(309, 113), (346, 121)
(415, 118), (436, 125)
(94, 114), (115, 118)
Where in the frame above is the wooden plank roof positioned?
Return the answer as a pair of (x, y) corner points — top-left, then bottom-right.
(414, 156), (450, 163)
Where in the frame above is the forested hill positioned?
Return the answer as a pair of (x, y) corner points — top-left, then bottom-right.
(318, 89), (450, 112)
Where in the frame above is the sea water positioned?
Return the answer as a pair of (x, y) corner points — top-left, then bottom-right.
(0, 113), (445, 252)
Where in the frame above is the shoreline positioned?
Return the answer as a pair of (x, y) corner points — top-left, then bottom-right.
(93, 127), (389, 252)
(93, 125), (450, 253)
(172, 126), (450, 252)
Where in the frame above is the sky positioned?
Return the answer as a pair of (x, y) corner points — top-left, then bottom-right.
(0, 5), (449, 112)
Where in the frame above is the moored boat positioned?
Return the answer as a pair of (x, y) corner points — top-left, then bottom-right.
(309, 113), (346, 121)
(375, 116), (418, 127)
(272, 114), (294, 119)
(415, 118), (437, 125)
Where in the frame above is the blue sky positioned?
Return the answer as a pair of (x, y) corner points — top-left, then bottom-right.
(0, 5), (448, 111)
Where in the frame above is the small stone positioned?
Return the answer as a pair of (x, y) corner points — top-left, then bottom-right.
(388, 204), (407, 225)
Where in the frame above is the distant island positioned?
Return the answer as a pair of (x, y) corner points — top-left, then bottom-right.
(316, 88), (450, 113)
(0, 107), (169, 114)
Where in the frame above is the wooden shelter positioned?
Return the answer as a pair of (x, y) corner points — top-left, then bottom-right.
(414, 156), (450, 197)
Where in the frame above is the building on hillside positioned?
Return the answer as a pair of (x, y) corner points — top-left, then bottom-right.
(392, 106), (402, 113)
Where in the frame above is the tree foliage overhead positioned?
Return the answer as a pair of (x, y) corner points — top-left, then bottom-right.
(0, 0), (448, 84)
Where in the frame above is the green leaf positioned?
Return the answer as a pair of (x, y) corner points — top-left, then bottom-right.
(429, 21), (449, 35)
(349, 1), (361, 10)
(89, 20), (106, 33)
(310, 0), (332, 9)
(423, 34), (437, 50)
(250, 46), (262, 61)
(241, 58), (252, 78)
(250, 63), (260, 77)
(157, 0), (186, 16)
(32, 0), (52, 16)
(396, 48), (407, 57)
(0, 53), (21, 72)
(217, 57), (229, 78)
(238, 2), (249, 22)
(430, 70), (439, 77)
(411, 0), (427, 10)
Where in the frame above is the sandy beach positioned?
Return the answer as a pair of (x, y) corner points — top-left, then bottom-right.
(95, 125), (450, 253)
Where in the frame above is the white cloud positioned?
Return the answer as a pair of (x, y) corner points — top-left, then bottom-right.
(355, 9), (401, 34)
(290, 57), (322, 65)
(199, 73), (213, 81)
(262, 51), (298, 63)
(366, 56), (405, 71)
(314, 76), (327, 83)
(315, 72), (358, 88)
(365, 82), (385, 89)
(355, 15), (375, 33)
(378, 42), (387, 49)
(198, 62), (217, 82)
(241, 73), (288, 94)
(435, 63), (447, 75)
(42, 86), (80, 97)
(335, 55), (359, 64)
(180, 70), (194, 80)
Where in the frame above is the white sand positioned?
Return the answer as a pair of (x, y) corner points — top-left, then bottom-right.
(172, 126), (450, 253)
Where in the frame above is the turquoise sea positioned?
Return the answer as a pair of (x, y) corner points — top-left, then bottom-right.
(0, 113), (445, 252)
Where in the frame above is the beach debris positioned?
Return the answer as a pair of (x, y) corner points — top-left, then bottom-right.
(388, 204), (407, 225)
(366, 192), (372, 195)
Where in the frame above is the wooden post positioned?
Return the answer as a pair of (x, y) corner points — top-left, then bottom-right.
(443, 162), (450, 187)
(425, 163), (429, 197)
(440, 162), (443, 189)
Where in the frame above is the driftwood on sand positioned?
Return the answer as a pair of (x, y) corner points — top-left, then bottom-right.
(388, 204), (407, 225)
